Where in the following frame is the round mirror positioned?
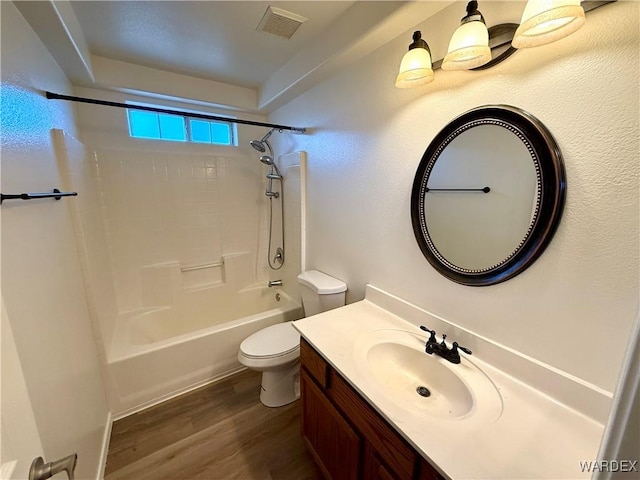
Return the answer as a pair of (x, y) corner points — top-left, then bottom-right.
(411, 105), (566, 286)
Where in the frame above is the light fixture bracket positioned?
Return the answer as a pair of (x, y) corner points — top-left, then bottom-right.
(471, 23), (518, 70)
(461, 1), (486, 25)
(408, 31), (431, 56)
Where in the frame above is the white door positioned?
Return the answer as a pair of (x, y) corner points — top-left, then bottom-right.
(1, 298), (45, 480)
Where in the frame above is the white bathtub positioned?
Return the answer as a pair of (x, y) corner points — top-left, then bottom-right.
(106, 286), (302, 417)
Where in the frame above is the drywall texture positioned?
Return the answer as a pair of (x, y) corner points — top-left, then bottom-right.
(271, 1), (639, 393)
(0, 3), (109, 479)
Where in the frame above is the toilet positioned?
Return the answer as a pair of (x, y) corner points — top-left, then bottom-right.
(238, 270), (347, 407)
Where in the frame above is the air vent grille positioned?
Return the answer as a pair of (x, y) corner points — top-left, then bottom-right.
(256, 6), (307, 40)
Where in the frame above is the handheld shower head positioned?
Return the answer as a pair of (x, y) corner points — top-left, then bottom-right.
(250, 128), (275, 153)
(260, 155), (282, 177)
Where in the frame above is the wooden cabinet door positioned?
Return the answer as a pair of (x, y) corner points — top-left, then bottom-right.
(328, 370), (417, 479)
(363, 446), (400, 480)
(417, 457), (443, 480)
(301, 370), (361, 480)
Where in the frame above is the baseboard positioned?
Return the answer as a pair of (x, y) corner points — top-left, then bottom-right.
(111, 366), (247, 421)
(97, 412), (113, 480)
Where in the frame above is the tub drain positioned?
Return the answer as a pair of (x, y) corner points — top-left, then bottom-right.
(416, 386), (431, 397)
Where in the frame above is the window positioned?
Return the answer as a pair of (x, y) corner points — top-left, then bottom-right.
(126, 104), (235, 145)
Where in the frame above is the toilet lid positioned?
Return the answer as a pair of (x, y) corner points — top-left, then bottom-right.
(240, 322), (300, 358)
(297, 270), (347, 294)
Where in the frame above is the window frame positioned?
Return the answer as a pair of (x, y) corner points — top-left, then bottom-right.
(125, 102), (237, 146)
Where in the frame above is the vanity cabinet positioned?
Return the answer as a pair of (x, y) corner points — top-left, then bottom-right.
(300, 339), (443, 480)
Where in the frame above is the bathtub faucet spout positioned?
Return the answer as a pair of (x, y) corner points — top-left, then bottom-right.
(268, 280), (282, 287)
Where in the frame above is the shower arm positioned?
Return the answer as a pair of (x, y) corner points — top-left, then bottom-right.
(264, 140), (274, 157)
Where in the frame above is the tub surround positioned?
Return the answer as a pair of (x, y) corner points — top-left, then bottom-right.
(294, 285), (609, 479)
(107, 287), (302, 417)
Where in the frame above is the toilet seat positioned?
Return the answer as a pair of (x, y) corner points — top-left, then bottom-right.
(239, 321), (300, 359)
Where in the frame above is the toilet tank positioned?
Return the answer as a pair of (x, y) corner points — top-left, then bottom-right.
(297, 270), (347, 317)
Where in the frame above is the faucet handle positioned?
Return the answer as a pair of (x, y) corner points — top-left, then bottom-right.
(419, 326), (437, 341)
(452, 342), (472, 355)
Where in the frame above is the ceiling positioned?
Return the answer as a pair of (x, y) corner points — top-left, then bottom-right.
(14, 1), (456, 112)
(69, 1), (356, 90)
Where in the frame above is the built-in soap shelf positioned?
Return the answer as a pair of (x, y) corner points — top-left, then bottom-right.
(139, 252), (257, 303)
(179, 259), (224, 273)
(180, 261), (226, 290)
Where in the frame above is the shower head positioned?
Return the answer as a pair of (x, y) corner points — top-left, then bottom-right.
(250, 139), (267, 153)
(250, 128), (275, 153)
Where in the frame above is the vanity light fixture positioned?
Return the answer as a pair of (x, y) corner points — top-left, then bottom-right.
(395, 31), (434, 88)
(394, 1), (613, 88)
(442, 1), (491, 71)
(512, 0), (586, 48)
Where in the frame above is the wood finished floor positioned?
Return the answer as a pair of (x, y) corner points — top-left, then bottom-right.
(105, 369), (322, 480)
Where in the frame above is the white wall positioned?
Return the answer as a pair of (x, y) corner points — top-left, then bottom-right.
(270, 1), (639, 393)
(0, 3), (109, 479)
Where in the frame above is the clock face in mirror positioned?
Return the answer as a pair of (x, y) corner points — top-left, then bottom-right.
(411, 105), (566, 286)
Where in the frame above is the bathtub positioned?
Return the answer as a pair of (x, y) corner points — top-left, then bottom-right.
(106, 286), (302, 417)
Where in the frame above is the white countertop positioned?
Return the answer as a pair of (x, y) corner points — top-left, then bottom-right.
(293, 285), (609, 480)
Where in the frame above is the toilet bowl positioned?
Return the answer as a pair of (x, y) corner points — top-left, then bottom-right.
(238, 321), (301, 407)
(238, 270), (347, 407)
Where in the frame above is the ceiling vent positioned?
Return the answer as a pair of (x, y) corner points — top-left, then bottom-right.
(256, 6), (308, 40)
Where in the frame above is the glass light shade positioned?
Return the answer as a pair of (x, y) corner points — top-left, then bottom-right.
(512, 0), (585, 48)
(442, 21), (491, 71)
(395, 48), (434, 88)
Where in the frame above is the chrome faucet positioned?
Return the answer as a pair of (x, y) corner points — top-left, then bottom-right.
(268, 280), (282, 287)
(420, 326), (472, 364)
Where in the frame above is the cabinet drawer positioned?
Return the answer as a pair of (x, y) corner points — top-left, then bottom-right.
(301, 338), (329, 388)
(329, 370), (417, 479)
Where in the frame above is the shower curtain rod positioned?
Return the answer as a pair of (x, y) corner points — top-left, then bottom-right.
(45, 92), (306, 134)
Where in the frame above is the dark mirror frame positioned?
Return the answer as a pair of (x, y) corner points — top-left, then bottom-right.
(411, 105), (566, 286)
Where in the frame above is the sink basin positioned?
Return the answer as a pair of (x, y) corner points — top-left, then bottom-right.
(354, 329), (502, 422)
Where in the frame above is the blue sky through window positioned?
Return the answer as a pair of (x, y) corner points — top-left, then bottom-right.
(127, 105), (235, 145)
